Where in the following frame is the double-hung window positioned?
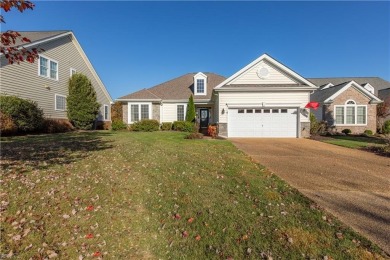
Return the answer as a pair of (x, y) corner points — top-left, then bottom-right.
(130, 103), (150, 122)
(177, 105), (185, 121)
(334, 100), (367, 125)
(104, 105), (109, 121)
(196, 79), (205, 94)
(39, 56), (58, 80)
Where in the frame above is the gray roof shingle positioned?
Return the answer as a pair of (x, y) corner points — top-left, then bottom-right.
(119, 73), (226, 101)
(310, 82), (350, 103)
(308, 77), (390, 95)
(0, 30), (70, 47)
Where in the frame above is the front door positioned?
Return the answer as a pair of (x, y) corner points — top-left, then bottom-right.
(200, 109), (209, 129)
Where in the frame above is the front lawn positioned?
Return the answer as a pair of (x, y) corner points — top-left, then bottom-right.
(0, 132), (386, 259)
(319, 135), (386, 149)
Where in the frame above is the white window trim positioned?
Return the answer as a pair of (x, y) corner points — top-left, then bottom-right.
(55, 94), (67, 111)
(177, 104), (187, 121)
(38, 54), (59, 81)
(127, 102), (152, 123)
(194, 72), (207, 96)
(334, 102), (368, 126)
(103, 104), (109, 121)
(70, 68), (76, 77)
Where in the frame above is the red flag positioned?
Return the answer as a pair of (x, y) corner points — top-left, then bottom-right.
(305, 102), (320, 110)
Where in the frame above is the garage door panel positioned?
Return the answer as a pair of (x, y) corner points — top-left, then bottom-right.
(228, 108), (297, 138)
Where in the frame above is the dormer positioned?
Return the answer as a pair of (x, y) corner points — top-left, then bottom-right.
(361, 83), (375, 94)
(320, 83), (334, 90)
(194, 72), (207, 96)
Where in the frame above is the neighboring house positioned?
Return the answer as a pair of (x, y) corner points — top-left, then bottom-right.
(310, 78), (388, 133)
(0, 30), (113, 127)
(118, 54), (318, 138)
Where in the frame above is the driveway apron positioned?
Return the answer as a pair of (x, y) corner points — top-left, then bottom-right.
(231, 138), (390, 254)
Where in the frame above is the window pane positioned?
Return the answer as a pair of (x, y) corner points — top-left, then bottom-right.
(281, 109), (288, 113)
(357, 106), (366, 124)
(104, 106), (108, 120)
(50, 61), (57, 79)
(238, 109), (244, 113)
(346, 107), (355, 124)
(40, 57), (48, 76)
(197, 79), (204, 93)
(272, 109), (279, 113)
(263, 109), (270, 113)
(131, 105), (139, 122)
(56, 95), (66, 110)
(335, 107), (344, 124)
(141, 104), (149, 120)
(255, 109), (262, 113)
(177, 105), (184, 121)
(246, 109), (253, 113)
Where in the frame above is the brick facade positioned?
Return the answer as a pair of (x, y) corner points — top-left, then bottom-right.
(324, 87), (377, 134)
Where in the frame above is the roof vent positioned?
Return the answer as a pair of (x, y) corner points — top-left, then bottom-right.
(362, 83), (375, 94)
(320, 83), (334, 90)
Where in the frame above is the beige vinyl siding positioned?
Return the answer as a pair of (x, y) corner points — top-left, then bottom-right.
(161, 103), (187, 123)
(229, 60), (297, 85)
(0, 35), (111, 121)
(218, 91), (310, 123)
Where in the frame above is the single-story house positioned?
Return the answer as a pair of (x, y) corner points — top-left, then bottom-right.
(0, 30), (113, 127)
(118, 53), (388, 137)
(118, 54), (318, 138)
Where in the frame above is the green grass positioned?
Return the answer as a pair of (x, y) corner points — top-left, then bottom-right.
(0, 131), (386, 259)
(322, 135), (387, 149)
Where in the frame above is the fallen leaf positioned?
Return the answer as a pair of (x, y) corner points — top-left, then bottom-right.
(93, 251), (101, 257)
(195, 234), (201, 241)
(182, 231), (189, 238)
(173, 213), (181, 220)
(63, 214), (70, 219)
(85, 233), (94, 239)
(86, 205), (94, 211)
(187, 217), (194, 223)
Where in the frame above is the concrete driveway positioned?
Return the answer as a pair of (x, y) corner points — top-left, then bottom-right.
(231, 138), (390, 254)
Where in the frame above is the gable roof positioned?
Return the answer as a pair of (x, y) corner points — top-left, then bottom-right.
(215, 53), (317, 89)
(118, 73), (226, 101)
(311, 81), (382, 104)
(0, 30), (71, 48)
(308, 77), (390, 95)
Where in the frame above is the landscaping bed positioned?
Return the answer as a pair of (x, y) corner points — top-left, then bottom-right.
(0, 131), (387, 259)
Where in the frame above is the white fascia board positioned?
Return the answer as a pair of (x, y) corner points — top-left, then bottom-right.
(214, 53), (318, 89)
(215, 87), (317, 92)
(325, 81), (382, 103)
(194, 72), (207, 78)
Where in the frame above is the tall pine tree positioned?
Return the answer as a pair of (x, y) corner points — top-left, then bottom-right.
(185, 95), (196, 122)
(67, 73), (100, 130)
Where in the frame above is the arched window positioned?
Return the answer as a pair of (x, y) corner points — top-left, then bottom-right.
(334, 100), (367, 125)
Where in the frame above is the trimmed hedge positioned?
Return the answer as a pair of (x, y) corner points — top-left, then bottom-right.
(112, 119), (127, 131)
(0, 95), (44, 133)
(342, 129), (351, 135)
(173, 121), (196, 132)
(131, 119), (159, 132)
(161, 122), (172, 131)
(363, 129), (373, 136)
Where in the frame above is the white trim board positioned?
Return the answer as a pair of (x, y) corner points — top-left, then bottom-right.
(325, 81), (382, 104)
(214, 53), (318, 89)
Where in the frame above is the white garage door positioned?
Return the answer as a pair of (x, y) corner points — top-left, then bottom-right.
(228, 108), (298, 137)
